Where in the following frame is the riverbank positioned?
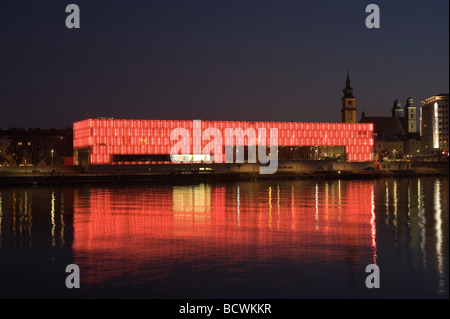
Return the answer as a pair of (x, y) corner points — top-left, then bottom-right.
(0, 165), (448, 186)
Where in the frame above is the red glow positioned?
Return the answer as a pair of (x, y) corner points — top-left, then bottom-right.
(71, 181), (376, 285)
(73, 119), (374, 164)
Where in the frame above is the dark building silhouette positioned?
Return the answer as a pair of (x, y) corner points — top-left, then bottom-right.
(360, 98), (421, 160)
(341, 71), (357, 124)
(0, 127), (73, 166)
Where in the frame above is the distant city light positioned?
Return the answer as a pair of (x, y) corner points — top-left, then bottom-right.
(433, 102), (439, 149)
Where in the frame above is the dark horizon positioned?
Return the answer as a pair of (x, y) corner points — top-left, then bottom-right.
(1, 0), (448, 130)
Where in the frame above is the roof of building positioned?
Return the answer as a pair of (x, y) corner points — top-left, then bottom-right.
(393, 99), (402, 110)
(421, 93), (449, 105)
(405, 97), (415, 108)
(360, 116), (404, 133)
(342, 71), (355, 99)
(359, 116), (405, 140)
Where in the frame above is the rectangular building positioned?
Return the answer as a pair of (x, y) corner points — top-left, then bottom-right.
(73, 118), (374, 168)
(421, 94), (449, 153)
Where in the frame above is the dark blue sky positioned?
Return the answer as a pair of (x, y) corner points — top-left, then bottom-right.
(1, 0), (448, 129)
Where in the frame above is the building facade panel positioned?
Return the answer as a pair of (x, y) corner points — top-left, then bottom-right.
(73, 119), (374, 165)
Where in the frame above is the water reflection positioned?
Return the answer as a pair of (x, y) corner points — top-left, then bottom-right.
(0, 191), (2, 249)
(70, 180), (378, 291)
(374, 177), (449, 298)
(0, 188), (73, 250)
(434, 179), (444, 294)
(0, 177), (448, 298)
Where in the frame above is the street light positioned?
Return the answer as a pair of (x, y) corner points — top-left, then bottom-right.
(51, 149), (54, 167)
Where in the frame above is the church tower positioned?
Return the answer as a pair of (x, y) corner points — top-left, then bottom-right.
(392, 98), (404, 118)
(341, 71), (356, 123)
(404, 97), (417, 133)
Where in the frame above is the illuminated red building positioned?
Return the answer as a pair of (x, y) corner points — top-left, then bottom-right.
(73, 118), (374, 167)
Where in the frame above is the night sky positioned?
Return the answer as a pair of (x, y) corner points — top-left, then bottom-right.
(1, 0), (448, 129)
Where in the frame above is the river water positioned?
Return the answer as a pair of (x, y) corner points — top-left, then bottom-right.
(0, 177), (448, 299)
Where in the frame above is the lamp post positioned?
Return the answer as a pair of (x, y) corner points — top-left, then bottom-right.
(51, 149), (54, 167)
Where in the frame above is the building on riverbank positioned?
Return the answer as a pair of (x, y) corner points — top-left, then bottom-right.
(0, 127), (73, 166)
(360, 97), (422, 160)
(420, 93), (449, 154)
(73, 117), (374, 172)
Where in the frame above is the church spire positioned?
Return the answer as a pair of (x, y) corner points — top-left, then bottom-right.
(343, 70), (355, 98)
(341, 70), (357, 124)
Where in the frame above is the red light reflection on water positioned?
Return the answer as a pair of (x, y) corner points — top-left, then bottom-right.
(72, 181), (376, 285)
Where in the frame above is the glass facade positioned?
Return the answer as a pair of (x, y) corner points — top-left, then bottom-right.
(73, 119), (374, 165)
